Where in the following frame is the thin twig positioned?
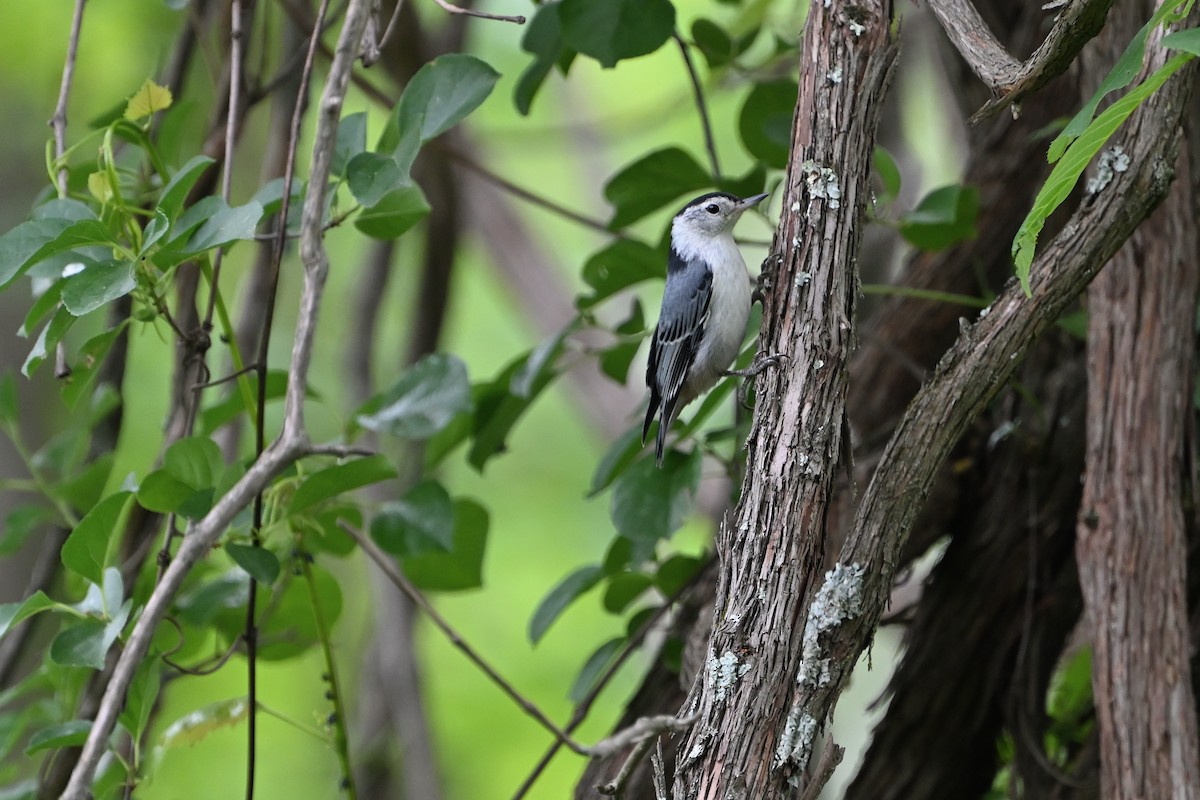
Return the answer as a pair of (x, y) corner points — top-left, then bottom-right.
(597, 736), (655, 798)
(431, 0), (524, 24)
(49, 0), (88, 379)
(204, 0), (247, 331)
(441, 142), (618, 236)
(651, 739), (669, 800)
(342, 522), (589, 754)
(673, 33), (721, 180)
(509, 558), (716, 799)
(50, 0), (87, 196)
(589, 714), (697, 759)
(59, 2), (375, 795)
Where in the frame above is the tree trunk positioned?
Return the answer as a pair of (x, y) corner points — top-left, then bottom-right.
(1075, 78), (1200, 800)
(671, 1), (897, 796)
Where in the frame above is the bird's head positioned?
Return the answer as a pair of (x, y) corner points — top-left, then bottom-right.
(672, 192), (769, 240)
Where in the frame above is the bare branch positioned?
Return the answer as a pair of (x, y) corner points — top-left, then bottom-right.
(59, 1), (375, 795)
(430, 0), (524, 25)
(50, 0), (86, 197)
(925, 0), (1020, 90)
(928, 0), (1116, 123)
(590, 715), (697, 760)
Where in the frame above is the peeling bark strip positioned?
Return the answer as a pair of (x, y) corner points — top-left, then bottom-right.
(671, 1), (897, 796)
(1077, 142), (1200, 800)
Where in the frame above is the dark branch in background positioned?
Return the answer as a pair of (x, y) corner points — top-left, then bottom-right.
(61, 1), (375, 794)
(443, 142), (618, 236)
(673, 33), (721, 180)
(927, 0), (1115, 122)
(341, 523), (586, 753)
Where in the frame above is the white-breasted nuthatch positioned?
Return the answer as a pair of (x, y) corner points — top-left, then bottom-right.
(642, 191), (770, 465)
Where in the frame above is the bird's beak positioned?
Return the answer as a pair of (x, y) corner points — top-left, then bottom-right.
(738, 192), (770, 211)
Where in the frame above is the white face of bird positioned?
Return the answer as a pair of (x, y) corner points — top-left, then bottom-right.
(673, 193), (768, 238)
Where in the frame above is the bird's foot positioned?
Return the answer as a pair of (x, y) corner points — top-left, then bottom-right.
(724, 353), (788, 409)
(723, 353), (787, 379)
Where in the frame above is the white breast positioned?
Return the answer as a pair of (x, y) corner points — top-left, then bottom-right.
(682, 233), (752, 403)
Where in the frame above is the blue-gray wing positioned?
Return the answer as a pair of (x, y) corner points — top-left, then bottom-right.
(642, 257), (712, 463)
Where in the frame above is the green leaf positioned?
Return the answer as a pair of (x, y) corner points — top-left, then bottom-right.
(392, 54), (500, 144)
(400, 499), (489, 592)
(138, 470), (206, 517)
(568, 637), (624, 703)
(603, 571), (654, 612)
(358, 354), (472, 439)
(61, 325), (128, 410)
(60, 259), (137, 316)
(354, 184), (431, 240)
(176, 572), (248, 627)
(739, 80), (797, 169)
(158, 698), (248, 749)
(1012, 54), (1191, 292)
(139, 437), (222, 518)
(692, 19), (735, 67)
(589, 425), (646, 497)
(119, 658), (162, 743)
(610, 450), (702, 542)
(0, 506), (54, 556)
(125, 79), (173, 120)
(716, 162), (767, 200)
(0, 219), (116, 291)
(49, 619), (110, 669)
(514, 3), (574, 115)
(605, 147), (712, 229)
(332, 111), (368, 178)
(25, 720), (92, 755)
(1047, 0), (1190, 163)
(529, 564), (604, 644)
(468, 346), (562, 472)
(255, 565), (342, 660)
(0, 592), (58, 639)
(289, 455), (398, 515)
(226, 543), (280, 585)
(899, 185), (979, 251)
(165, 436), (223, 491)
(656, 554), (706, 596)
(600, 341), (642, 385)
(873, 146), (902, 201)
(1162, 27), (1200, 56)
(181, 200), (264, 254)
(347, 152), (407, 207)
(578, 239), (664, 308)
(157, 155), (216, 221)
(0, 373), (16, 425)
(371, 479), (455, 556)
(559, 0), (676, 68)
(22, 307), (76, 377)
(62, 492), (132, 585)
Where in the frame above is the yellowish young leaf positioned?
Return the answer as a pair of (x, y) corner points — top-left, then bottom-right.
(124, 79), (173, 121)
(87, 172), (112, 204)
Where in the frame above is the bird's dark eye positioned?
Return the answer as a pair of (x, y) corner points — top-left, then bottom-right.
(705, 204), (720, 214)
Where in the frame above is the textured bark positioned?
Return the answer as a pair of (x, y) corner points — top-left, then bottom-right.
(1075, 88), (1200, 800)
(848, 333), (1087, 799)
(671, 1), (897, 796)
